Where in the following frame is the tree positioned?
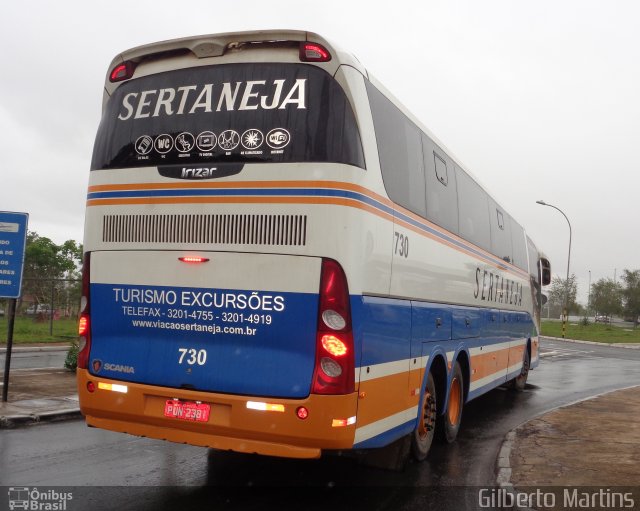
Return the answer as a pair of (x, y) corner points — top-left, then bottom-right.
(621, 269), (640, 327)
(547, 274), (578, 317)
(21, 231), (83, 315)
(590, 278), (623, 319)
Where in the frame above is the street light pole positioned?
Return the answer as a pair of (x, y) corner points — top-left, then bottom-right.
(588, 270), (591, 316)
(536, 200), (572, 338)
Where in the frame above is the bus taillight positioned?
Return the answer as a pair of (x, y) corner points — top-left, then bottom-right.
(299, 42), (331, 62)
(109, 61), (136, 82)
(78, 253), (91, 370)
(312, 259), (354, 395)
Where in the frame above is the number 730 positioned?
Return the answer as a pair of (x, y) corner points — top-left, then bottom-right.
(178, 348), (207, 366)
(394, 231), (409, 258)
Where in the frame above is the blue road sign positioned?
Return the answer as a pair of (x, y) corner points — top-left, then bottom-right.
(0, 211), (29, 299)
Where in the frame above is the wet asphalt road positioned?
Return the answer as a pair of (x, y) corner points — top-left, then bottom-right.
(0, 346), (67, 371)
(1, 339), (639, 511)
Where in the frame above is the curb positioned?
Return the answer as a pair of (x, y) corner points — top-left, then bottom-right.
(541, 336), (640, 349)
(0, 408), (82, 428)
(495, 430), (535, 511)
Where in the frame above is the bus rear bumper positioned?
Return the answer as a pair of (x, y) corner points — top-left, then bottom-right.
(77, 369), (357, 459)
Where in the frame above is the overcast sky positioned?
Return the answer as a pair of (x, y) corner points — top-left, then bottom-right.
(1, 0), (638, 304)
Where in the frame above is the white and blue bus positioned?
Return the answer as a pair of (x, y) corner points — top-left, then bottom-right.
(77, 30), (551, 461)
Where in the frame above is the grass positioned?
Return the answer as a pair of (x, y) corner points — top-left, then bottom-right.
(2, 315), (638, 345)
(541, 319), (640, 343)
(0, 316), (77, 344)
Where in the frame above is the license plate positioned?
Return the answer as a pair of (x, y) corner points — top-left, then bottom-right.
(164, 400), (211, 422)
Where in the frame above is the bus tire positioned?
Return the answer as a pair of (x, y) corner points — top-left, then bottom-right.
(511, 346), (530, 392)
(411, 372), (437, 461)
(438, 361), (464, 444)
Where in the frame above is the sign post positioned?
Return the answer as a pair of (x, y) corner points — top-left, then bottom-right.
(1, 211), (29, 402)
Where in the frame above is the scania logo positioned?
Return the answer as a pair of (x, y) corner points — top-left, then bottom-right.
(104, 363), (135, 374)
(266, 128), (291, 149)
(92, 359), (102, 373)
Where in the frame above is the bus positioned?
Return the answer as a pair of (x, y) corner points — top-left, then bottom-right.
(77, 30), (551, 462)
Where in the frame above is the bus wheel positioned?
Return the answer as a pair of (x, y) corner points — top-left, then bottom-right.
(411, 372), (437, 461)
(438, 361), (464, 444)
(511, 347), (530, 392)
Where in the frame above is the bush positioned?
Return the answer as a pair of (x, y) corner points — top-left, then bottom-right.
(580, 316), (590, 326)
(64, 340), (79, 370)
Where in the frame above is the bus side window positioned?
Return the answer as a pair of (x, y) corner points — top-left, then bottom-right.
(490, 200), (513, 264)
(366, 81), (426, 218)
(456, 168), (491, 252)
(510, 219), (528, 270)
(527, 236), (540, 283)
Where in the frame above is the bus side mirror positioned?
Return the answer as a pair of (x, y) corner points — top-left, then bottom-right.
(540, 258), (551, 286)
(541, 294), (548, 306)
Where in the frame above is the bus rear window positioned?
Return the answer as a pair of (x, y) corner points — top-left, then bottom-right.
(91, 63), (365, 170)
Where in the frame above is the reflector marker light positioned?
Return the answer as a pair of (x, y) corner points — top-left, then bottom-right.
(331, 416), (356, 428)
(296, 406), (309, 420)
(179, 257), (210, 263)
(246, 401), (285, 412)
(98, 382), (128, 394)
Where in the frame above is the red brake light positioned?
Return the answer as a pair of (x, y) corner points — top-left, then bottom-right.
(109, 61), (136, 82)
(299, 42), (331, 62)
(312, 259), (354, 395)
(78, 253), (91, 370)
(319, 260), (351, 331)
(179, 257), (210, 263)
(78, 316), (89, 336)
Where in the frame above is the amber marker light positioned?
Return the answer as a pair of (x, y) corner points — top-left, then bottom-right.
(331, 416), (356, 428)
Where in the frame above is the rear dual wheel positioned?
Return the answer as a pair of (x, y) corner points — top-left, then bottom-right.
(411, 372), (437, 461)
(412, 361), (465, 460)
(438, 361), (464, 444)
(511, 347), (530, 392)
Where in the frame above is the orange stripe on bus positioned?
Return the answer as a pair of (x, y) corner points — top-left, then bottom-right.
(470, 348), (511, 383)
(357, 371), (417, 428)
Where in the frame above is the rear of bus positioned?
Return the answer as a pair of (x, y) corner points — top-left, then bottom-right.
(77, 31), (375, 459)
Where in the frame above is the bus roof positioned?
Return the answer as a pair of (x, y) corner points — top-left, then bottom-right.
(104, 30), (367, 94)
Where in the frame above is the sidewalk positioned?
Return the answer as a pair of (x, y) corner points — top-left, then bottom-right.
(0, 367), (80, 427)
(499, 386), (640, 490)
